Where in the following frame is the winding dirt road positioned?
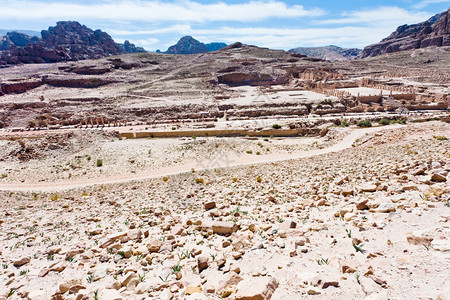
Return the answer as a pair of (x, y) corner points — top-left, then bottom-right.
(0, 126), (391, 192)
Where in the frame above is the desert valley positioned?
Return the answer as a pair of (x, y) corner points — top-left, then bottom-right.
(0, 5), (449, 300)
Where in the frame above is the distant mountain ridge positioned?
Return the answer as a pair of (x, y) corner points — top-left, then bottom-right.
(0, 29), (40, 37)
(288, 45), (361, 61)
(0, 21), (145, 65)
(361, 7), (450, 58)
(166, 36), (227, 54)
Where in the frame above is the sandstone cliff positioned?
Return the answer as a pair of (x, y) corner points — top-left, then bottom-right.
(361, 8), (450, 58)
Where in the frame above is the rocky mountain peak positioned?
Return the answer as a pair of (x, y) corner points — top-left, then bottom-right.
(0, 21), (145, 65)
(361, 7), (450, 58)
(166, 36), (208, 54)
(166, 36), (227, 54)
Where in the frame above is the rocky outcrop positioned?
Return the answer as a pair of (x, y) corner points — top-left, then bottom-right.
(206, 42), (227, 52)
(0, 80), (43, 95)
(361, 8), (450, 58)
(166, 36), (226, 54)
(0, 21), (145, 65)
(166, 36), (208, 54)
(289, 46), (361, 61)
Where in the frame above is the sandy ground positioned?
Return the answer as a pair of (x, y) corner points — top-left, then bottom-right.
(0, 121), (448, 300)
(0, 126), (349, 191)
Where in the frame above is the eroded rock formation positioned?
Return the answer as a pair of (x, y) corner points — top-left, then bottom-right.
(361, 8), (450, 58)
(0, 21), (145, 65)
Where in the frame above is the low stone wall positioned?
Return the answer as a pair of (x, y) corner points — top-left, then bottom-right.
(123, 128), (320, 139)
(392, 93), (416, 101)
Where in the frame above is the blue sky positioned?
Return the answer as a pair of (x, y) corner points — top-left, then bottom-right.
(0, 0), (448, 51)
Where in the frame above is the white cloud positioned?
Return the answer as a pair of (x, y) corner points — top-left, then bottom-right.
(111, 25), (401, 49)
(114, 37), (159, 50)
(0, 0), (324, 23)
(413, 0), (450, 9)
(319, 6), (431, 27)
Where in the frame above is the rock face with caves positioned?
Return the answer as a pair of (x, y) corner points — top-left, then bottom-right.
(0, 21), (145, 65)
(361, 8), (450, 58)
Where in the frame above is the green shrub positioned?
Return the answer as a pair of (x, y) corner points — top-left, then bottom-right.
(96, 159), (103, 167)
(341, 120), (350, 127)
(272, 124), (282, 129)
(391, 119), (406, 124)
(356, 120), (372, 127)
(378, 119), (390, 126)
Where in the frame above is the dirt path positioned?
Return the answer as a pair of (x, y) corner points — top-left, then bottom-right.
(0, 126), (390, 192)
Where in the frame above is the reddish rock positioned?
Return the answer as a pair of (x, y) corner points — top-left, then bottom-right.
(212, 221), (239, 235)
(361, 8), (450, 58)
(13, 257), (30, 267)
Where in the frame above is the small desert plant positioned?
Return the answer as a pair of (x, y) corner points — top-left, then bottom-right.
(135, 254), (144, 261)
(195, 178), (204, 184)
(96, 159), (103, 167)
(352, 242), (364, 252)
(171, 263), (182, 272)
(1, 173), (7, 178)
(341, 120), (350, 127)
(94, 289), (99, 300)
(356, 120), (372, 127)
(7, 289), (16, 298)
(50, 194), (59, 201)
(355, 272), (361, 284)
(345, 228), (352, 238)
(138, 271), (147, 282)
(171, 126), (176, 130)
(272, 124), (282, 129)
(163, 177), (169, 182)
(246, 150), (253, 154)
(158, 273), (170, 282)
(434, 135), (448, 141)
(316, 258), (329, 265)
(86, 274), (94, 283)
(256, 176), (262, 183)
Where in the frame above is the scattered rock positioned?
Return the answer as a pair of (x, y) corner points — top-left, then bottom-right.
(234, 276), (278, 300)
(204, 201), (216, 210)
(212, 221), (239, 235)
(197, 255), (209, 272)
(13, 257), (30, 267)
